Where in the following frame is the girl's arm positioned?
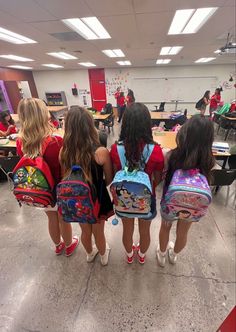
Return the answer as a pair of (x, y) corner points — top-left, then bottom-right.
(95, 147), (114, 185)
(203, 97), (210, 105)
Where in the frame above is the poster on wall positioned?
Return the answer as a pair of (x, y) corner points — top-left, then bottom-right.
(105, 71), (130, 97)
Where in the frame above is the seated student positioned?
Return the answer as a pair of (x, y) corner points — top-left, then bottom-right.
(50, 113), (60, 129)
(0, 110), (17, 137)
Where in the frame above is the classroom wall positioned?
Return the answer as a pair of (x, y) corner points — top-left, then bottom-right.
(33, 69), (92, 107)
(33, 64), (235, 112)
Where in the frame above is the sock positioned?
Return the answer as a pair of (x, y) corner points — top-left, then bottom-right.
(55, 241), (61, 247)
(138, 249), (145, 258)
(159, 249), (167, 256)
(126, 250), (133, 258)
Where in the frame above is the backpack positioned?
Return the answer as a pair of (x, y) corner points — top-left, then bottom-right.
(101, 103), (113, 115)
(195, 98), (204, 109)
(110, 144), (154, 219)
(57, 165), (100, 224)
(161, 169), (212, 222)
(216, 103), (231, 115)
(13, 138), (55, 208)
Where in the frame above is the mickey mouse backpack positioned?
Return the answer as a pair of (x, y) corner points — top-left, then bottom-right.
(110, 144), (154, 219)
(57, 165), (100, 224)
(12, 137), (55, 208)
(160, 169), (212, 222)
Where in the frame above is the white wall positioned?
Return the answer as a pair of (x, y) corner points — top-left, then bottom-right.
(33, 65), (235, 112)
(33, 69), (92, 107)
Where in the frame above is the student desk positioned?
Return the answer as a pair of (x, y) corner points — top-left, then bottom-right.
(150, 112), (192, 121)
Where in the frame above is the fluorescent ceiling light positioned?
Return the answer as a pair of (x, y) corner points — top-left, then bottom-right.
(0, 27), (37, 44)
(116, 61), (131, 66)
(156, 59), (171, 64)
(8, 65), (33, 70)
(42, 64), (64, 68)
(47, 52), (77, 60)
(214, 49), (221, 54)
(102, 49), (125, 57)
(78, 62), (96, 67)
(195, 57), (216, 63)
(168, 8), (218, 35)
(160, 46), (183, 55)
(0, 54), (34, 62)
(62, 17), (111, 40)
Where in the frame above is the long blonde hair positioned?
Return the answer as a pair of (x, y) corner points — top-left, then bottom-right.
(17, 98), (54, 158)
(60, 106), (100, 182)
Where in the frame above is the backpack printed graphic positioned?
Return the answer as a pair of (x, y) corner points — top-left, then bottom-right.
(13, 139), (55, 208)
(57, 165), (100, 224)
(110, 144), (154, 219)
(161, 169), (212, 222)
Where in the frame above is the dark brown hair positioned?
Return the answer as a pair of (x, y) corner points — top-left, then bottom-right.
(0, 110), (15, 126)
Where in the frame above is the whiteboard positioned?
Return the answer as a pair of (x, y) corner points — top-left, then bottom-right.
(131, 76), (218, 103)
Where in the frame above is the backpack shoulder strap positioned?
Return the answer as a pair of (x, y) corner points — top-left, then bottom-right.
(117, 144), (126, 169)
(142, 144), (155, 164)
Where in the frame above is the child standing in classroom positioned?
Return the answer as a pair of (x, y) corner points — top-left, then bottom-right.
(209, 88), (221, 117)
(59, 106), (114, 265)
(157, 115), (215, 267)
(110, 103), (164, 264)
(16, 98), (78, 256)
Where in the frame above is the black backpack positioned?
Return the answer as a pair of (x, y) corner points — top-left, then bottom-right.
(101, 103), (113, 114)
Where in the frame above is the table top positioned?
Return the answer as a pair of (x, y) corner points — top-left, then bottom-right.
(47, 106), (68, 112)
(150, 112), (192, 120)
(153, 131), (231, 157)
(224, 115), (236, 121)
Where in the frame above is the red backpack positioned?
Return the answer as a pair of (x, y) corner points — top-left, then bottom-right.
(12, 137), (56, 208)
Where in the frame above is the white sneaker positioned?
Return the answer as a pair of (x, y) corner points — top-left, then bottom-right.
(168, 241), (177, 264)
(156, 247), (166, 267)
(86, 245), (99, 263)
(100, 243), (111, 266)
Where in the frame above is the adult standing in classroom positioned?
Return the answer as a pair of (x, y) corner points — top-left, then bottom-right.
(195, 90), (210, 116)
(209, 88), (221, 117)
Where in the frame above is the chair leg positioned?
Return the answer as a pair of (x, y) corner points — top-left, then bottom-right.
(225, 186), (230, 206)
(224, 129), (230, 141)
(217, 124), (220, 134)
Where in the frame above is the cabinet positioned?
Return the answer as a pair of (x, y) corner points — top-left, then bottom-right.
(45, 91), (67, 106)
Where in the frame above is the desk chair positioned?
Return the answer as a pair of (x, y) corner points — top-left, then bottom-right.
(219, 116), (233, 140)
(210, 169), (236, 206)
(0, 155), (20, 187)
(153, 102), (165, 112)
(102, 112), (114, 133)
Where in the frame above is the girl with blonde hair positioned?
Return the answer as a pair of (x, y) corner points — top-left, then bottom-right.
(16, 98), (78, 256)
(60, 106), (113, 265)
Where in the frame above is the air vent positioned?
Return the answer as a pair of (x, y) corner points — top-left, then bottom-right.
(50, 32), (84, 41)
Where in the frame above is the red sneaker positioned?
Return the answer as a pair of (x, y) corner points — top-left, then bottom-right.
(137, 250), (146, 264)
(65, 236), (79, 257)
(126, 244), (136, 264)
(55, 241), (65, 255)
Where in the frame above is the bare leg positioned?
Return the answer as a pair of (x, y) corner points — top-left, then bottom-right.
(92, 220), (106, 255)
(79, 223), (93, 254)
(58, 213), (72, 246)
(45, 211), (61, 245)
(174, 219), (192, 254)
(138, 219), (152, 253)
(121, 218), (135, 253)
(159, 220), (173, 252)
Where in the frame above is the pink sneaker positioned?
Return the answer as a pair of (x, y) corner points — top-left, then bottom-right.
(55, 241), (65, 255)
(65, 236), (79, 257)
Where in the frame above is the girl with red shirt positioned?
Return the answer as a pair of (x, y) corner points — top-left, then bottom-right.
(209, 88), (221, 117)
(16, 98), (78, 256)
(125, 89), (135, 106)
(0, 110), (17, 137)
(110, 103), (164, 264)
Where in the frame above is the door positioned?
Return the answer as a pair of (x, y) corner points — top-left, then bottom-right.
(88, 69), (106, 111)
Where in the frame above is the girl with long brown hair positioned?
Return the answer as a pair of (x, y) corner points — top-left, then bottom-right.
(60, 106), (113, 265)
(17, 98), (78, 256)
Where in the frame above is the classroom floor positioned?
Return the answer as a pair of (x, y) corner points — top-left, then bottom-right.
(0, 122), (235, 332)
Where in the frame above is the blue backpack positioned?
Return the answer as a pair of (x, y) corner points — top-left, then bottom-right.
(57, 166), (100, 224)
(110, 144), (154, 219)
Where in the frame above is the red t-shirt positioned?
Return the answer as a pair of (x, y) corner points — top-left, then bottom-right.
(210, 94), (221, 109)
(118, 96), (125, 107)
(110, 143), (164, 193)
(0, 122), (17, 135)
(16, 136), (63, 185)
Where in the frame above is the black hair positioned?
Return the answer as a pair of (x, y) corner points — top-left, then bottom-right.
(215, 88), (221, 94)
(0, 110), (15, 126)
(203, 90), (210, 99)
(127, 89), (135, 102)
(165, 115), (215, 187)
(119, 102), (154, 170)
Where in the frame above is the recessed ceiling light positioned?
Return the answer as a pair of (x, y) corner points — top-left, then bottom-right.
(168, 8), (218, 35)
(78, 62), (96, 67)
(116, 61), (131, 66)
(195, 57), (216, 63)
(102, 49), (125, 57)
(8, 65), (33, 70)
(156, 59), (171, 64)
(47, 52), (77, 60)
(0, 27), (37, 44)
(42, 64), (64, 68)
(160, 46), (183, 55)
(214, 49), (221, 54)
(62, 17), (111, 40)
(0, 54), (34, 62)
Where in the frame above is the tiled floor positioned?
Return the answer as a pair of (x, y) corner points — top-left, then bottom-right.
(0, 121), (235, 332)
